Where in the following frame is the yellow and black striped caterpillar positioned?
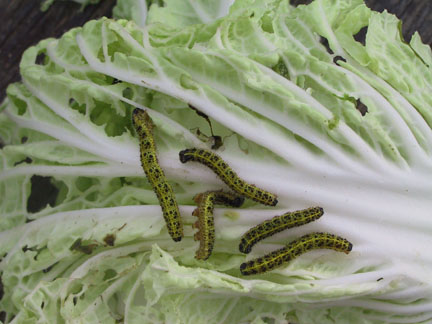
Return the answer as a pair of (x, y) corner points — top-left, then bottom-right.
(132, 108), (183, 242)
(193, 190), (245, 260)
(240, 232), (353, 275)
(179, 148), (278, 206)
(239, 207), (324, 254)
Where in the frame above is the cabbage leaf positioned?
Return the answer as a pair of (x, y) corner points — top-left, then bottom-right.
(1, 0), (432, 323)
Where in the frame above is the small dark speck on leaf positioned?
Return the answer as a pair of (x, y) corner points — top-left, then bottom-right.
(356, 99), (368, 116)
(103, 234), (116, 246)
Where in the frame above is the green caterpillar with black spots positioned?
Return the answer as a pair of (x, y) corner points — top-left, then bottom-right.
(240, 232), (353, 275)
(179, 148), (278, 206)
(133, 108), (183, 242)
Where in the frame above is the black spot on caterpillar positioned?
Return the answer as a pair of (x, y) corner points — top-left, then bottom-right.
(132, 108), (183, 242)
(239, 207), (324, 254)
(240, 232), (353, 275)
(193, 190), (245, 260)
(179, 148), (278, 206)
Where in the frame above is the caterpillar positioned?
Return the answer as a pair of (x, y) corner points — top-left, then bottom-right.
(239, 207), (324, 254)
(132, 108), (183, 242)
(193, 190), (245, 260)
(240, 232), (353, 275)
(179, 148), (278, 206)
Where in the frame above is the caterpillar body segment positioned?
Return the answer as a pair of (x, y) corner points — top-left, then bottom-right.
(239, 207), (324, 254)
(193, 190), (245, 260)
(240, 232), (353, 275)
(132, 108), (183, 242)
(179, 148), (278, 206)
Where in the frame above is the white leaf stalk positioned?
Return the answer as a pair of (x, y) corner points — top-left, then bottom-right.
(1, 1), (432, 323)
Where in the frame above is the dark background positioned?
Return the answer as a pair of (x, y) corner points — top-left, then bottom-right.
(0, 0), (431, 101)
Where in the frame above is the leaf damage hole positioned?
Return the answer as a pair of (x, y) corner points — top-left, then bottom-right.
(103, 234), (116, 246)
(356, 99), (368, 116)
(333, 55), (346, 65)
(42, 262), (58, 273)
(103, 269), (118, 281)
(122, 87), (134, 100)
(14, 157), (32, 166)
(27, 176), (59, 213)
(35, 52), (47, 65)
(69, 98), (86, 115)
(22, 245), (46, 260)
(70, 238), (98, 254)
(188, 104), (223, 149)
(273, 59), (290, 79)
(354, 27), (368, 46)
(290, 0), (313, 6)
(89, 99), (131, 137)
(319, 36), (334, 55)
(9, 95), (28, 115)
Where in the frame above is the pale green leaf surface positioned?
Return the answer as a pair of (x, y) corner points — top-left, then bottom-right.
(1, 1), (432, 323)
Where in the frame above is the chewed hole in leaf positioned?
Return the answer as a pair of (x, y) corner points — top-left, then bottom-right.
(333, 55), (347, 65)
(262, 317), (276, 324)
(13, 157), (32, 166)
(70, 238), (98, 254)
(22, 245), (46, 260)
(35, 51), (47, 65)
(70, 282), (84, 295)
(356, 99), (368, 116)
(89, 99), (130, 137)
(9, 95), (27, 115)
(27, 176), (59, 213)
(290, 0), (313, 6)
(51, 179), (68, 206)
(354, 26), (368, 46)
(273, 60), (290, 79)
(97, 47), (106, 63)
(122, 87), (134, 100)
(85, 192), (99, 202)
(103, 269), (118, 281)
(103, 234), (116, 246)
(69, 98), (86, 115)
(42, 262), (58, 273)
(75, 177), (97, 192)
(319, 36), (334, 55)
